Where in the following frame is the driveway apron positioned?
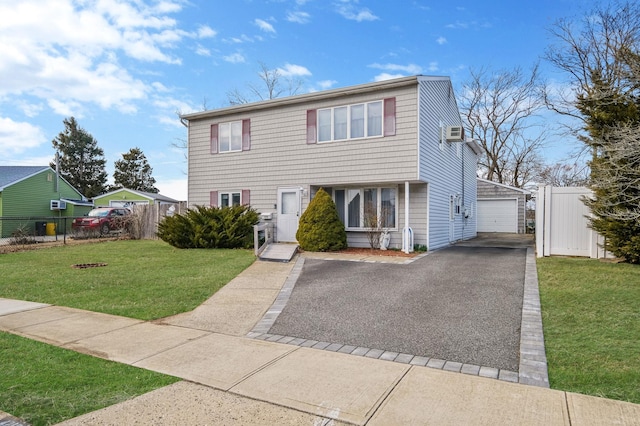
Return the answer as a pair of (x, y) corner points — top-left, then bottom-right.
(268, 245), (526, 372)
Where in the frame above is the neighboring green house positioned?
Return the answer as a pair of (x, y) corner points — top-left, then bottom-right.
(93, 188), (179, 208)
(0, 166), (93, 237)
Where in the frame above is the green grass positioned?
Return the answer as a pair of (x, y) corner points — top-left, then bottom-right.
(0, 240), (256, 424)
(0, 332), (180, 426)
(537, 257), (640, 404)
(0, 239), (256, 320)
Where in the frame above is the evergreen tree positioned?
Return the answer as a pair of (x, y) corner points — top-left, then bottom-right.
(578, 69), (640, 262)
(296, 188), (347, 252)
(51, 117), (108, 198)
(113, 147), (159, 193)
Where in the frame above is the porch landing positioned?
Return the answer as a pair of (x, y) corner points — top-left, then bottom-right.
(258, 243), (299, 262)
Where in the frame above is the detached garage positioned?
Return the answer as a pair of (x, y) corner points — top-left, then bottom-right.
(477, 179), (529, 234)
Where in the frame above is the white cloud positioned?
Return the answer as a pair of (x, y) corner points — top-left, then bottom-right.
(436, 36), (447, 45)
(152, 82), (170, 92)
(17, 101), (44, 118)
(446, 20), (491, 30)
(195, 45), (211, 56)
(335, 1), (379, 22)
(0, 117), (47, 156)
(446, 21), (469, 29)
(254, 18), (276, 33)
(317, 80), (338, 90)
(223, 53), (246, 64)
(374, 73), (405, 82)
(277, 63), (312, 77)
(0, 0), (191, 116)
(197, 25), (217, 38)
(369, 63), (423, 74)
(287, 11), (310, 24)
(224, 34), (255, 44)
(428, 62), (439, 72)
(47, 99), (84, 117)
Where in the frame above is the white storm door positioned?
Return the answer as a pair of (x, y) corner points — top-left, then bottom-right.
(277, 188), (301, 242)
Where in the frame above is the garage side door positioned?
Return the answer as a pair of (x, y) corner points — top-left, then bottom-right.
(477, 199), (518, 233)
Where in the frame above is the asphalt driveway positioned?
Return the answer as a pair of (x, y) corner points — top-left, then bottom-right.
(268, 237), (530, 372)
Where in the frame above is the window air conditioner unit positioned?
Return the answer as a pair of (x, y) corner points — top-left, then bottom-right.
(446, 126), (464, 142)
(50, 200), (67, 210)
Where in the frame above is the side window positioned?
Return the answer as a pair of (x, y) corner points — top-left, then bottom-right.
(211, 119), (251, 154)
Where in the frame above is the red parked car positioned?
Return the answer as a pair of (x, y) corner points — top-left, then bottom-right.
(72, 207), (131, 235)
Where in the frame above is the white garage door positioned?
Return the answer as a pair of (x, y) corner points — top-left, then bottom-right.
(477, 199), (518, 233)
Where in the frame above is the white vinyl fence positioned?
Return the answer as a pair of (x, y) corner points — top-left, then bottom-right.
(536, 186), (609, 259)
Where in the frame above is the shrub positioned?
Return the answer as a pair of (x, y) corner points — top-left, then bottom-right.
(296, 188), (347, 252)
(9, 224), (35, 245)
(157, 205), (259, 249)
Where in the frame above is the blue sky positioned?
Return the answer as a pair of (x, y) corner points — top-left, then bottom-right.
(0, 0), (594, 200)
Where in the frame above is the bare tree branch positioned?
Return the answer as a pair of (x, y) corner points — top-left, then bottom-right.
(227, 61), (305, 105)
(459, 65), (547, 188)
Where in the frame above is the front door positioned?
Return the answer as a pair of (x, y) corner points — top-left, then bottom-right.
(277, 187), (301, 242)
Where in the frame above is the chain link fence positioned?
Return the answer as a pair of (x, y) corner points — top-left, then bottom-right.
(0, 203), (187, 249)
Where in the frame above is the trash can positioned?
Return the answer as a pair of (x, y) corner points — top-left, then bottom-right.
(35, 221), (46, 236)
(45, 222), (56, 236)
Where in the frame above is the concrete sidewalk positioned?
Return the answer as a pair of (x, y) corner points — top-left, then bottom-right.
(1, 256), (640, 425)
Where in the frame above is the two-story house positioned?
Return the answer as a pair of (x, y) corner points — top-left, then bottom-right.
(181, 75), (481, 252)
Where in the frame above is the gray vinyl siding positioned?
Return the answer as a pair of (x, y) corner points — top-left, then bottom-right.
(477, 179), (527, 234)
(416, 77), (477, 250)
(188, 85), (419, 216)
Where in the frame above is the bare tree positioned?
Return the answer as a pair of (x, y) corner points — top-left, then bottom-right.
(459, 65), (547, 188)
(537, 161), (590, 187)
(545, 3), (640, 117)
(363, 202), (393, 250)
(227, 61), (303, 105)
(544, 2), (640, 158)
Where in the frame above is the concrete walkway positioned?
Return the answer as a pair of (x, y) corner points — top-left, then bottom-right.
(1, 252), (640, 424)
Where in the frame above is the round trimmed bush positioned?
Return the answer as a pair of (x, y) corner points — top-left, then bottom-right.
(296, 188), (347, 252)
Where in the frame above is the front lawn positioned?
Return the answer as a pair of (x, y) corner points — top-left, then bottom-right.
(0, 239), (255, 424)
(537, 257), (640, 404)
(0, 332), (180, 426)
(0, 239), (255, 320)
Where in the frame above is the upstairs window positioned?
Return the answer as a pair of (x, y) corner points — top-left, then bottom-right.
(219, 121), (242, 152)
(317, 101), (382, 143)
(210, 119), (251, 154)
(310, 98), (395, 144)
